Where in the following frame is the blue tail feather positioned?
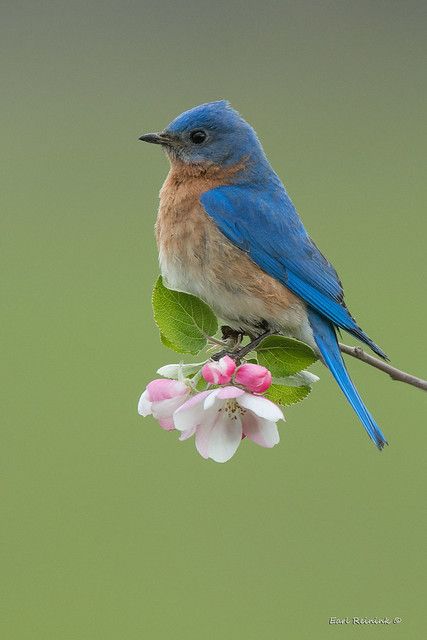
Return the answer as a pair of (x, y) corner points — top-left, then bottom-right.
(308, 309), (388, 450)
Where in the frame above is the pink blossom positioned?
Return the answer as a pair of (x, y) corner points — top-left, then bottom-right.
(235, 362), (272, 393)
(138, 379), (190, 430)
(202, 355), (236, 385)
(173, 386), (284, 463)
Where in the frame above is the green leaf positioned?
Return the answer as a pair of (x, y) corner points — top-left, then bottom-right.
(265, 383), (311, 406)
(194, 377), (208, 391)
(152, 276), (218, 355)
(256, 336), (317, 376)
(160, 332), (187, 353)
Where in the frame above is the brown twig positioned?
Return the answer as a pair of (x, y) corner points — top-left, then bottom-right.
(211, 328), (274, 363)
(339, 343), (427, 391)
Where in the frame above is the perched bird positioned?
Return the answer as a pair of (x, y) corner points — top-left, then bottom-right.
(139, 100), (388, 449)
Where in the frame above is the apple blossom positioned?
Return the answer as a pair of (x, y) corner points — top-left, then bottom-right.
(173, 386), (284, 463)
(138, 378), (190, 430)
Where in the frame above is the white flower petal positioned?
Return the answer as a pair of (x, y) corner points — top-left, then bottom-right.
(195, 415), (217, 459)
(137, 390), (152, 416)
(298, 370), (320, 384)
(238, 393), (284, 422)
(157, 362), (206, 379)
(273, 371), (319, 387)
(203, 386), (244, 411)
(203, 388), (222, 410)
(207, 413), (243, 463)
(152, 394), (189, 420)
(173, 390), (212, 431)
(242, 412), (280, 448)
(179, 425), (197, 441)
(156, 364), (181, 379)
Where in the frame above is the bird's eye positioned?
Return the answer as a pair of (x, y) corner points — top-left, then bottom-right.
(190, 130), (207, 144)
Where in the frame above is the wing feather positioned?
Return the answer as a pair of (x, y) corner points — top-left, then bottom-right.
(200, 183), (387, 359)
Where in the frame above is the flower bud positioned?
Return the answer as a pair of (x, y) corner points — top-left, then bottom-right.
(235, 363), (272, 393)
(202, 355), (236, 385)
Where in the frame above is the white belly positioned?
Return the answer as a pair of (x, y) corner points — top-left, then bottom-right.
(159, 248), (316, 349)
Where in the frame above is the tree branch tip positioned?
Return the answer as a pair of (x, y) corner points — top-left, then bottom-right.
(339, 342), (427, 392)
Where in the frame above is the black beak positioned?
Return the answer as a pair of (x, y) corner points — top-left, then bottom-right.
(138, 132), (172, 145)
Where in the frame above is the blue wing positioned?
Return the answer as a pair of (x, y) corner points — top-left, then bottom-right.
(200, 182), (387, 359)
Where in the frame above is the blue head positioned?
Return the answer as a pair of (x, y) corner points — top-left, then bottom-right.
(139, 101), (270, 172)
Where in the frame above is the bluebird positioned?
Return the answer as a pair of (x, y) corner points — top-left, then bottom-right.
(139, 101), (388, 449)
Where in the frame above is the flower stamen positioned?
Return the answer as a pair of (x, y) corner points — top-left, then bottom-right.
(224, 399), (246, 419)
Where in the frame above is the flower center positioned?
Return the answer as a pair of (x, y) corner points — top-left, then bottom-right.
(222, 399), (246, 420)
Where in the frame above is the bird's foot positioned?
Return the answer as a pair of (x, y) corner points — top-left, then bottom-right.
(212, 328), (274, 362)
(209, 326), (244, 360)
(221, 325), (244, 343)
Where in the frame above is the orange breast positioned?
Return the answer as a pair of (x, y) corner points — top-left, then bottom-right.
(155, 160), (304, 327)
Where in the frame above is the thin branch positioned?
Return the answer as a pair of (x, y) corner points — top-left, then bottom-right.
(339, 343), (427, 391)
(231, 328), (274, 361)
(211, 329), (274, 362)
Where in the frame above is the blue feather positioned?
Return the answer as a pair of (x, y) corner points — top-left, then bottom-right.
(201, 181), (389, 447)
(201, 183), (388, 359)
(307, 310), (387, 449)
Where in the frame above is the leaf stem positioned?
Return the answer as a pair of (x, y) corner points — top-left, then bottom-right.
(206, 335), (228, 347)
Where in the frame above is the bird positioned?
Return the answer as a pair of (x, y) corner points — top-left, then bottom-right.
(139, 100), (388, 449)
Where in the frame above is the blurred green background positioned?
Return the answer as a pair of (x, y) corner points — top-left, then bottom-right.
(2, 1), (426, 638)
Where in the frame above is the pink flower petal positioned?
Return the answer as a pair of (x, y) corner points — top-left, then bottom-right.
(139, 379), (190, 431)
(234, 363), (272, 393)
(202, 356), (236, 384)
(242, 412), (280, 448)
(146, 378), (187, 402)
(238, 393), (284, 422)
(203, 386), (244, 411)
(158, 417), (175, 431)
(216, 386), (246, 400)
